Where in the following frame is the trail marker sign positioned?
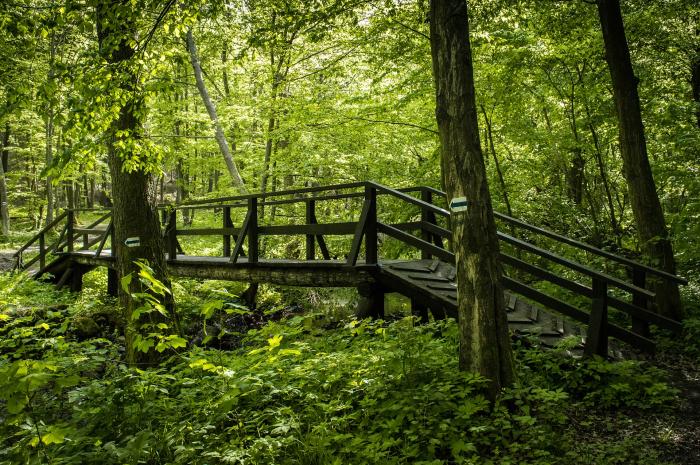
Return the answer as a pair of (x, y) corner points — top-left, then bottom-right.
(449, 197), (469, 213)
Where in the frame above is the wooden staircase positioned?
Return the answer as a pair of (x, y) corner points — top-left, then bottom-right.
(381, 259), (584, 347)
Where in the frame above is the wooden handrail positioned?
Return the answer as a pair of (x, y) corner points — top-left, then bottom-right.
(84, 212), (112, 229)
(13, 211), (68, 257)
(368, 182), (450, 218)
(494, 212), (687, 285)
(174, 181), (367, 207)
(411, 185), (686, 286)
(498, 232), (654, 298)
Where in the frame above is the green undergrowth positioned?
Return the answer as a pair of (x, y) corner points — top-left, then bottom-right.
(0, 273), (685, 465)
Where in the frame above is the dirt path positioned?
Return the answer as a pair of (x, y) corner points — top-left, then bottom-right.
(0, 252), (14, 272)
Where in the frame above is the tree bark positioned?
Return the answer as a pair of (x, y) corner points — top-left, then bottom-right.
(429, 0), (515, 399)
(186, 28), (246, 192)
(1, 123), (8, 174)
(692, 48), (700, 129)
(96, 0), (175, 366)
(597, 0), (683, 319)
(0, 127), (9, 235)
(45, 31), (56, 224)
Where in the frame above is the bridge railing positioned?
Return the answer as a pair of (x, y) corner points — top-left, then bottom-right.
(163, 182), (447, 266)
(12, 209), (114, 274)
(389, 185), (685, 355)
(13, 181), (686, 356)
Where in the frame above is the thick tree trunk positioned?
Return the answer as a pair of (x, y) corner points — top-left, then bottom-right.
(186, 28), (246, 192)
(597, 0), (683, 320)
(97, 0), (175, 366)
(429, 0), (515, 399)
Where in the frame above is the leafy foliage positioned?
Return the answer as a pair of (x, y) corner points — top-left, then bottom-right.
(0, 274), (683, 464)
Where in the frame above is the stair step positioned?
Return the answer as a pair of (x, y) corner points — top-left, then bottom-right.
(408, 274), (449, 283)
(428, 259), (440, 272)
(390, 264), (432, 273)
(427, 283), (457, 292)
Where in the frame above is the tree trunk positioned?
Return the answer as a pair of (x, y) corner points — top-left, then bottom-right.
(0, 130), (9, 236)
(176, 159), (191, 226)
(480, 105), (513, 218)
(45, 32), (56, 224)
(222, 45), (231, 98)
(584, 101), (620, 242)
(429, 0), (515, 399)
(96, 0), (175, 366)
(1, 123), (8, 174)
(597, 0), (683, 320)
(692, 48), (700, 129)
(186, 28), (246, 192)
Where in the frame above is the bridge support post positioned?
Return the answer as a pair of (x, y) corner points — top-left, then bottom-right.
(356, 283), (384, 319)
(585, 278), (609, 357)
(420, 190), (433, 259)
(365, 186), (377, 265)
(411, 298), (429, 324)
(69, 265), (86, 293)
(631, 267), (650, 337)
(306, 199), (315, 260)
(223, 206), (232, 257)
(107, 268), (118, 297)
(248, 197), (259, 263)
(167, 210), (177, 260)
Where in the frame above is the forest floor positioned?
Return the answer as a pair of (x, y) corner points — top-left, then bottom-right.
(1, 269), (699, 463)
(655, 354), (700, 463)
(0, 252), (13, 272)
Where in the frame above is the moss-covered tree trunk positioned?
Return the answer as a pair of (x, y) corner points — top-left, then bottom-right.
(429, 0), (515, 399)
(96, 0), (174, 366)
(597, 0), (683, 320)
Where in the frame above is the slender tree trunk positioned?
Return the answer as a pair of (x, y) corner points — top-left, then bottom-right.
(584, 101), (620, 241)
(222, 45), (231, 98)
(45, 32), (56, 224)
(186, 28), (246, 192)
(0, 124), (7, 174)
(0, 132), (9, 236)
(480, 105), (513, 218)
(430, 0), (515, 399)
(597, 0), (683, 319)
(567, 87), (585, 206)
(89, 177), (95, 208)
(260, 115), (276, 218)
(692, 49), (700, 129)
(97, 0), (175, 366)
(176, 159), (191, 225)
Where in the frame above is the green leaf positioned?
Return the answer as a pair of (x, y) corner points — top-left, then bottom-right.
(267, 335), (283, 349)
(41, 428), (66, 445)
(201, 300), (224, 319)
(168, 336), (187, 349)
(120, 273), (133, 293)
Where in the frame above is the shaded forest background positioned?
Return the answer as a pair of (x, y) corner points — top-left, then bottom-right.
(0, 0), (697, 287)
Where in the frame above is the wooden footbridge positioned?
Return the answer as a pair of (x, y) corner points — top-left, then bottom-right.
(13, 181), (686, 357)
